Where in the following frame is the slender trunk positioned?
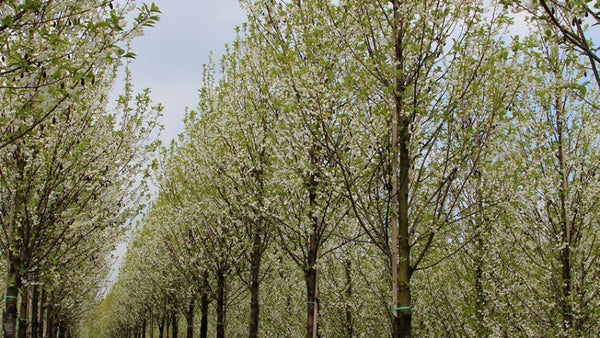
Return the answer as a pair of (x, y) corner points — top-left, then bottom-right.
(344, 260), (354, 338)
(3, 260), (22, 338)
(185, 299), (194, 338)
(395, 67), (412, 338)
(150, 316), (154, 338)
(17, 285), (29, 338)
(473, 171), (487, 335)
(166, 313), (171, 338)
(249, 228), (263, 338)
(158, 316), (164, 338)
(216, 269), (226, 338)
(58, 323), (65, 338)
(40, 288), (47, 338)
(31, 284), (39, 338)
(171, 312), (178, 338)
(48, 313), (56, 338)
(4, 147), (26, 338)
(555, 94), (573, 332)
(391, 1), (411, 337)
(199, 289), (208, 338)
(305, 146), (320, 338)
(142, 318), (147, 338)
(474, 230), (486, 332)
(304, 254), (319, 338)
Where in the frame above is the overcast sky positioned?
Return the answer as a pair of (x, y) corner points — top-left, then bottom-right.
(108, 0), (247, 286)
(124, 0), (247, 143)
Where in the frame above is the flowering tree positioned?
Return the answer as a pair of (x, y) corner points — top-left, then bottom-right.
(85, 1), (600, 337)
(0, 68), (160, 337)
(0, 0), (159, 148)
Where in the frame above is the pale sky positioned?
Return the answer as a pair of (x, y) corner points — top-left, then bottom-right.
(125, 0), (247, 143)
(108, 0), (247, 287)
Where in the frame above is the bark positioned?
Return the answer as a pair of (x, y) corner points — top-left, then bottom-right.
(304, 258), (319, 338)
(3, 260), (22, 338)
(17, 285), (29, 338)
(199, 289), (208, 338)
(556, 94), (573, 332)
(391, 1), (412, 337)
(142, 318), (147, 338)
(395, 62), (412, 338)
(3, 146), (26, 338)
(158, 316), (164, 338)
(58, 324), (65, 338)
(473, 170), (489, 336)
(40, 288), (47, 338)
(216, 270), (226, 338)
(31, 284), (40, 338)
(305, 146), (320, 338)
(248, 228), (263, 338)
(344, 260), (354, 338)
(47, 312), (55, 338)
(165, 314), (170, 338)
(171, 312), (178, 338)
(474, 226), (486, 334)
(185, 299), (194, 338)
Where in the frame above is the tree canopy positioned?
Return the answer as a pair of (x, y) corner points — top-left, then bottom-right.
(3, 0), (600, 338)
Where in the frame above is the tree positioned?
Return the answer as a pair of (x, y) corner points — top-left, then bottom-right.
(500, 33), (600, 335)
(311, 1), (514, 336)
(510, 0), (600, 88)
(0, 0), (160, 148)
(0, 68), (161, 337)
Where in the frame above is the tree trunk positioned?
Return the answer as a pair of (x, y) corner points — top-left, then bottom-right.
(46, 312), (56, 338)
(555, 94), (573, 333)
(305, 147), (320, 338)
(185, 299), (194, 338)
(394, 70), (412, 338)
(171, 312), (178, 338)
(473, 171), (488, 335)
(40, 288), (47, 338)
(391, 1), (411, 337)
(31, 284), (40, 338)
(3, 260), (22, 338)
(158, 316), (164, 338)
(216, 269), (226, 338)
(142, 318), (147, 338)
(166, 313), (171, 338)
(248, 228), (263, 338)
(17, 285), (29, 338)
(58, 323), (66, 338)
(344, 260), (354, 338)
(304, 263), (319, 338)
(199, 289), (208, 338)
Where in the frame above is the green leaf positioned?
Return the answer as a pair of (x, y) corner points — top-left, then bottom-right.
(150, 2), (161, 13)
(123, 52), (137, 59)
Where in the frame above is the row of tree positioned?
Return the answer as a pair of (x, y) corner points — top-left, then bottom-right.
(88, 0), (600, 337)
(0, 1), (161, 337)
